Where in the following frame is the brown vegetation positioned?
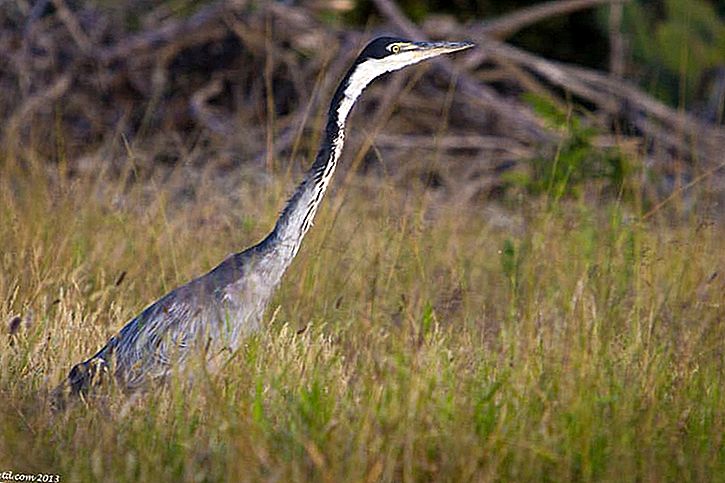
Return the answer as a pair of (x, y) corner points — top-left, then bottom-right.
(1, 0), (722, 211)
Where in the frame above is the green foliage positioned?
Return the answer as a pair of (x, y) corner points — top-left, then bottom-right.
(473, 378), (503, 440)
(624, 0), (725, 106)
(420, 301), (436, 336)
(505, 94), (632, 201)
(499, 238), (518, 286)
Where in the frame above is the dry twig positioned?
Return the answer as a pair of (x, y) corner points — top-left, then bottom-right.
(476, 0), (628, 39)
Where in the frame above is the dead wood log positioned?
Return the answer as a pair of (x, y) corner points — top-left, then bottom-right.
(475, 0), (628, 39)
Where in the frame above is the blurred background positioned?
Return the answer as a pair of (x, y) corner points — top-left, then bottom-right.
(1, 0), (724, 215)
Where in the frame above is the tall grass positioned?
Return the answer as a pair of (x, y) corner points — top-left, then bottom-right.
(0, 151), (723, 482)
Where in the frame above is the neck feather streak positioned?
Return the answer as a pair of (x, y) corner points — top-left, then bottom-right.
(256, 65), (373, 276)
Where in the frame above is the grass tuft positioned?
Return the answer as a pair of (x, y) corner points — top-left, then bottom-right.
(1, 155), (723, 481)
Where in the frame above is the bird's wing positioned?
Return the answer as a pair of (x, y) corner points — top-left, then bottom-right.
(112, 285), (212, 388)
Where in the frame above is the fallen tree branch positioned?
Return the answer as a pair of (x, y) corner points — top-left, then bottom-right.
(97, 1), (230, 63)
(462, 0), (627, 69)
(476, 0), (628, 39)
(372, 0), (555, 144)
(190, 78), (235, 136)
(51, 0), (93, 54)
(475, 38), (725, 165)
(3, 71), (72, 145)
(375, 133), (532, 157)
(642, 159), (725, 220)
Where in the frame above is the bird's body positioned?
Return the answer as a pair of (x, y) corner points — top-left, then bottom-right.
(53, 37), (473, 404)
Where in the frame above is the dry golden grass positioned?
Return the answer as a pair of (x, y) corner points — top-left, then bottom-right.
(1, 150), (724, 482)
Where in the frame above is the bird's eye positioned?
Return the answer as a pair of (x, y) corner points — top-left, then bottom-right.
(390, 44), (401, 53)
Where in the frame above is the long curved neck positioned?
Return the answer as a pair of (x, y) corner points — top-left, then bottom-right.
(254, 60), (379, 278)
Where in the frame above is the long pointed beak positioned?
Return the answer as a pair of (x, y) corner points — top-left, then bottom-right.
(409, 40), (475, 56)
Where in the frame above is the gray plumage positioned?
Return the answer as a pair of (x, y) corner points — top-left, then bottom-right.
(53, 37), (473, 405)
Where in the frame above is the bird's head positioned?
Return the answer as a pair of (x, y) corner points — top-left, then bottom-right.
(332, 36), (474, 122)
(355, 36), (474, 73)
